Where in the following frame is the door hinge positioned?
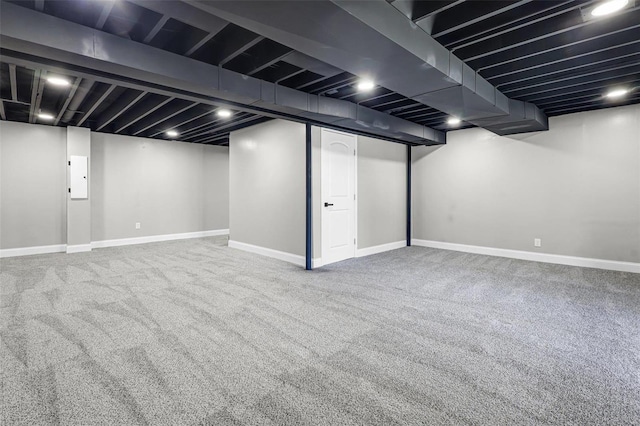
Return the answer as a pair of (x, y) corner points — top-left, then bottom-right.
(68, 161), (71, 166)
(68, 188), (71, 193)
(354, 150), (356, 156)
(354, 238), (356, 244)
(354, 194), (356, 200)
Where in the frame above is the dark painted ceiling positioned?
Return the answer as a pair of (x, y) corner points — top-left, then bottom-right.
(0, 0), (638, 144)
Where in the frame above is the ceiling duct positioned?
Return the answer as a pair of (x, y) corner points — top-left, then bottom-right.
(187, 0), (549, 134)
(0, 1), (442, 145)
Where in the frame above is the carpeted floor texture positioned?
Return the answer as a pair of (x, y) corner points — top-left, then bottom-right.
(1, 236), (639, 425)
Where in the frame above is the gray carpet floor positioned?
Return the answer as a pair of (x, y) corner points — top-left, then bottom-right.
(1, 236), (639, 425)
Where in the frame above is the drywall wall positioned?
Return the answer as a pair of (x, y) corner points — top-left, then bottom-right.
(357, 135), (407, 249)
(229, 119), (306, 256)
(1, 122), (229, 253)
(0, 121), (67, 249)
(412, 103), (640, 263)
(91, 132), (229, 241)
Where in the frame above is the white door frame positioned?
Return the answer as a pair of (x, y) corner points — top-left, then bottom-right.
(320, 128), (357, 266)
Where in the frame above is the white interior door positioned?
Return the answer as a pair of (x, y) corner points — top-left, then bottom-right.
(69, 155), (88, 199)
(321, 129), (356, 265)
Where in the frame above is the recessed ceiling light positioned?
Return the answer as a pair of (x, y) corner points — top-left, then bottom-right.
(447, 117), (461, 126)
(38, 112), (54, 121)
(591, 0), (629, 16)
(605, 88), (629, 98)
(217, 109), (232, 118)
(357, 79), (375, 91)
(46, 76), (70, 87)
(165, 130), (179, 137)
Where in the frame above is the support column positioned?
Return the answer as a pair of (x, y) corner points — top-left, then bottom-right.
(66, 126), (91, 253)
(305, 123), (312, 270)
(407, 144), (411, 247)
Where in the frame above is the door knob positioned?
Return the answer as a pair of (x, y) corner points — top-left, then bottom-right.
(324, 202), (334, 207)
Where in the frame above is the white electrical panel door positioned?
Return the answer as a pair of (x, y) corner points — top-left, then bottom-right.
(70, 155), (88, 199)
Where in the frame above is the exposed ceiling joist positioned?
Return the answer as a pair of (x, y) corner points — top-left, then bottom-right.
(114, 96), (174, 133)
(276, 69), (305, 84)
(498, 58), (640, 92)
(488, 40), (640, 84)
(128, 0), (230, 57)
(77, 84), (116, 126)
(544, 94), (640, 116)
(62, 79), (94, 123)
(306, 76), (357, 94)
(464, 8), (640, 66)
(183, 114), (265, 141)
(509, 65), (640, 99)
(179, 111), (251, 138)
(131, 100), (197, 135)
(527, 76), (640, 104)
(246, 49), (292, 76)
(143, 15), (171, 44)
(28, 69), (44, 123)
(402, 110), (445, 121)
(410, 0), (465, 27)
(148, 107), (213, 137)
(95, 90), (147, 131)
(477, 24), (640, 78)
(218, 36), (264, 67)
(54, 76), (82, 125)
(184, 33), (215, 57)
(362, 94), (406, 109)
(95, 2), (114, 30)
(340, 89), (391, 102)
(280, 52), (343, 78)
(446, 0), (582, 52)
(395, 106), (438, 118)
(430, 0), (534, 38)
(8, 63), (17, 101)
(317, 80), (357, 96)
(129, 0), (228, 36)
(200, 134), (229, 144)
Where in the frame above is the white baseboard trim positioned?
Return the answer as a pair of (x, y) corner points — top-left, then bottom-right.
(66, 244), (92, 254)
(91, 229), (229, 249)
(0, 244), (67, 258)
(356, 240), (406, 258)
(228, 240), (321, 268)
(0, 230), (230, 259)
(411, 239), (640, 274)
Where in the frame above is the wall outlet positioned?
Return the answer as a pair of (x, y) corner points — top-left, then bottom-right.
(135, 222), (141, 229)
(534, 238), (541, 247)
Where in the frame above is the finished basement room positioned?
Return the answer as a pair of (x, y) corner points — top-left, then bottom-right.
(1, 0), (639, 425)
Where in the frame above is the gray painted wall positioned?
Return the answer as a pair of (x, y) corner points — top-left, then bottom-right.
(229, 119), (306, 256)
(357, 135), (407, 249)
(91, 132), (229, 241)
(1, 123), (229, 250)
(412, 104), (640, 263)
(0, 121), (67, 249)
(67, 126), (91, 247)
